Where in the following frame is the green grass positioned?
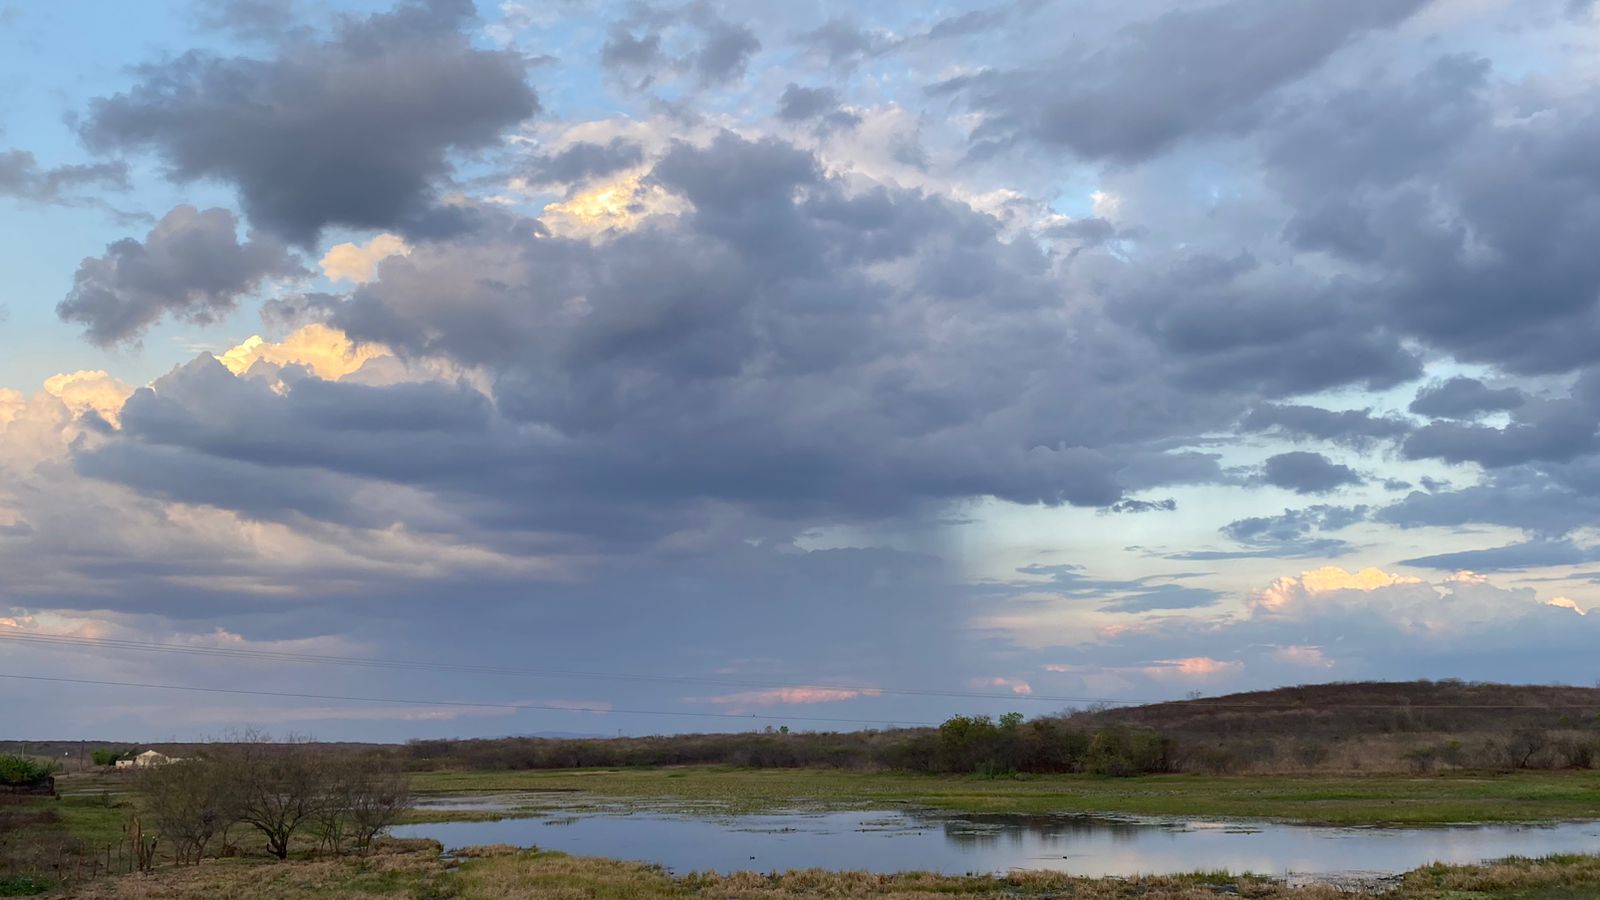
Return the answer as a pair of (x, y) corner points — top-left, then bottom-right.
(409, 766), (1600, 825)
(0, 875), (51, 897)
(398, 807), (547, 825)
(48, 795), (128, 847)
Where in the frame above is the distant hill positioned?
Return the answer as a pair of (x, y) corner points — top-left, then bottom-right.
(1071, 680), (1600, 738)
(12, 681), (1600, 777)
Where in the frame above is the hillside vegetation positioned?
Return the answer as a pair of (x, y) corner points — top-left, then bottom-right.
(399, 680), (1600, 776)
(1074, 680), (1600, 773)
(1078, 680), (1600, 736)
(16, 681), (1600, 780)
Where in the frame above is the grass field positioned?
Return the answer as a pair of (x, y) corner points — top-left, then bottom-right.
(409, 765), (1600, 825)
(54, 839), (1600, 899)
(14, 768), (1600, 897)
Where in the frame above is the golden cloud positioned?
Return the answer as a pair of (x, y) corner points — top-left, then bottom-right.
(217, 324), (387, 381)
(539, 173), (688, 237)
(1254, 565), (1424, 612)
(41, 370), (135, 427)
(1547, 596), (1587, 615)
(319, 233), (411, 284)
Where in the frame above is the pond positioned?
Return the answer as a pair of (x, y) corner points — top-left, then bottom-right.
(393, 795), (1600, 883)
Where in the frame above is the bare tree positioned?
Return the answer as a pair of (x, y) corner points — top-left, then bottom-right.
(139, 760), (233, 865)
(311, 755), (409, 854)
(1509, 728), (1551, 769)
(346, 761), (410, 853)
(215, 732), (330, 860)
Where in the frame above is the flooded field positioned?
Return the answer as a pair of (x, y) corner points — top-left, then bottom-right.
(394, 794), (1600, 881)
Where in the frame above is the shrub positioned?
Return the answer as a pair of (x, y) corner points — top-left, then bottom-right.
(0, 756), (56, 787)
(1085, 725), (1173, 776)
(1292, 740), (1332, 769)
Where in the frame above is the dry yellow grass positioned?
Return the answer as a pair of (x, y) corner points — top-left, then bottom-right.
(63, 839), (451, 900)
(1398, 852), (1600, 894)
(457, 851), (1353, 900)
(50, 841), (1600, 899)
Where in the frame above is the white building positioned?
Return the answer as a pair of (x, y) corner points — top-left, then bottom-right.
(114, 750), (177, 769)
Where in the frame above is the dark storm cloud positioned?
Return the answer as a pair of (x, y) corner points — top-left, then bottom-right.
(1409, 376), (1526, 419)
(600, 25), (663, 69)
(777, 84), (841, 121)
(1267, 55), (1490, 209)
(1402, 399), (1600, 468)
(100, 355), (501, 487)
(1106, 253), (1422, 396)
(525, 138), (645, 185)
(1240, 403), (1411, 447)
(78, 135), (1257, 544)
(600, 2), (760, 86)
(1232, 504), (1368, 540)
(1259, 451), (1363, 495)
(1375, 466), (1600, 538)
(56, 205), (302, 346)
(795, 18), (898, 67)
(1257, 58), (1600, 376)
(1108, 498), (1176, 514)
(1115, 451), (1234, 490)
(75, 439), (381, 527)
(1173, 504), (1367, 560)
(996, 564), (1221, 614)
(0, 149), (127, 205)
(81, 0), (538, 245)
(691, 15), (760, 84)
(1098, 583), (1222, 613)
(1400, 539), (1599, 572)
(931, 0), (1430, 161)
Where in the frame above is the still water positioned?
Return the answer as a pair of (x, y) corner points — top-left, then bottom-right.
(393, 796), (1600, 881)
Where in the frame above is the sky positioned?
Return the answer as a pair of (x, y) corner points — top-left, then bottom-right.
(3, 0), (1600, 742)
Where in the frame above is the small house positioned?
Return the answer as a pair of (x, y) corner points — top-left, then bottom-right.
(114, 750), (176, 769)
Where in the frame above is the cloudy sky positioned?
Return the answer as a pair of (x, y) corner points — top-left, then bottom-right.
(3, 0), (1600, 741)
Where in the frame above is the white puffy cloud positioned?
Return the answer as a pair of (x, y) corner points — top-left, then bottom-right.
(319, 233), (411, 284)
(1253, 566), (1425, 612)
(41, 370), (135, 426)
(215, 323), (388, 381)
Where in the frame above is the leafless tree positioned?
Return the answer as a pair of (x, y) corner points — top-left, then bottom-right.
(346, 761), (410, 853)
(139, 760), (234, 865)
(213, 732), (330, 860)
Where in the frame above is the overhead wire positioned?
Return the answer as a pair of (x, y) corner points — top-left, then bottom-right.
(6, 632), (1600, 716)
(0, 629), (1152, 705)
(0, 673), (943, 727)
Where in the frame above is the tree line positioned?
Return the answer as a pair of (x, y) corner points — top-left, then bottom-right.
(402, 712), (1177, 777)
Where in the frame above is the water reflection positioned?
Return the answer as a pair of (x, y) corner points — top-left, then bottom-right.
(393, 799), (1600, 880)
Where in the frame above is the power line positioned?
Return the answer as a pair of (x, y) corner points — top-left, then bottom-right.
(0, 630), (1150, 706)
(0, 673), (941, 727)
(9, 633), (1599, 714)
(3, 669), (1587, 723)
